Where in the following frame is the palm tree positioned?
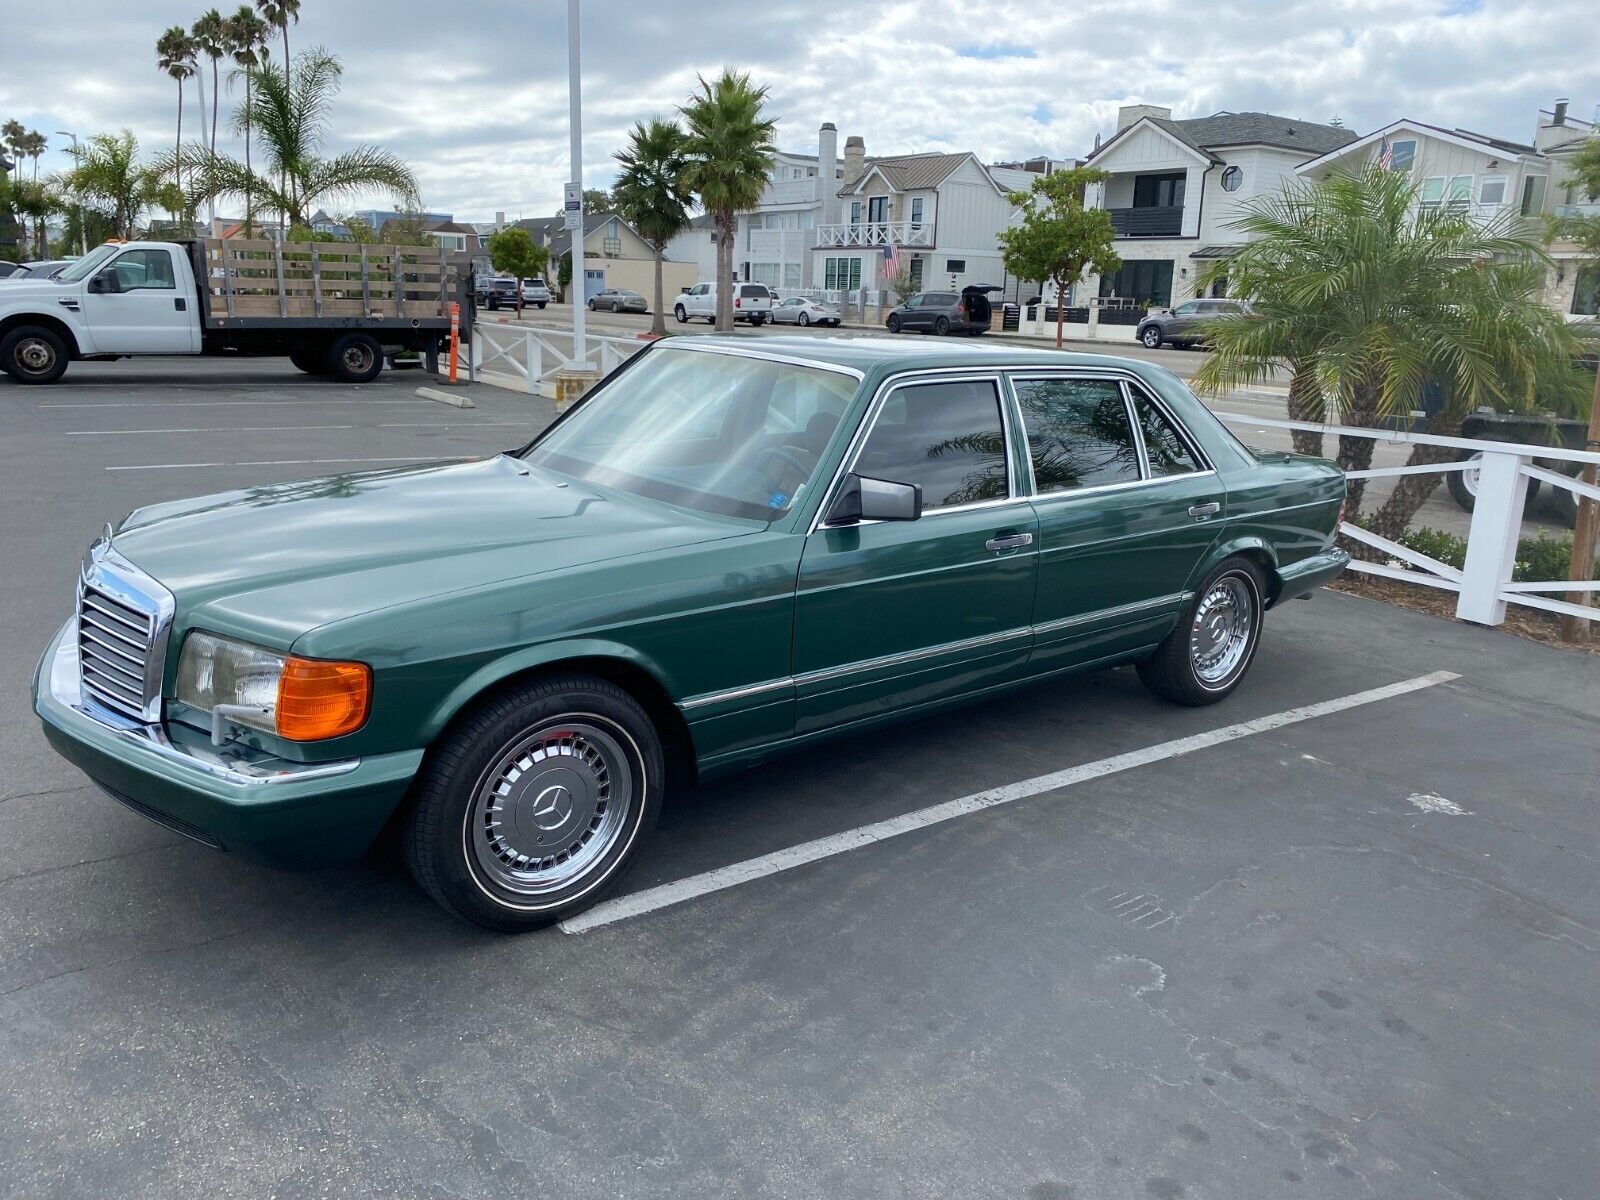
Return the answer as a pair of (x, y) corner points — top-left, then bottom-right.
(255, 0), (301, 86)
(679, 69), (776, 331)
(614, 118), (693, 336)
(226, 5), (272, 232)
(197, 48), (418, 229)
(156, 26), (197, 191)
(1192, 166), (1585, 537)
(192, 9), (228, 161)
(69, 130), (159, 240)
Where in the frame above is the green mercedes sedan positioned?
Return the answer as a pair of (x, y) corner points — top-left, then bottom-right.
(35, 337), (1347, 930)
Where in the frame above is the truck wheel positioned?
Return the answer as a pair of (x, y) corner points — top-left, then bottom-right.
(1446, 449), (1540, 513)
(674, 305), (687, 323)
(326, 334), (384, 384)
(289, 347), (327, 375)
(402, 673), (664, 931)
(1, 325), (69, 384)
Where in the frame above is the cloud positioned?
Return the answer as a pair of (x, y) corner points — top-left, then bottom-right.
(0, 0), (1593, 222)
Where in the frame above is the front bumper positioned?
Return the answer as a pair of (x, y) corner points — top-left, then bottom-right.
(34, 620), (423, 867)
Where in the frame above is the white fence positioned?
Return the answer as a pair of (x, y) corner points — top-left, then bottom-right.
(468, 323), (643, 393)
(1215, 413), (1600, 627)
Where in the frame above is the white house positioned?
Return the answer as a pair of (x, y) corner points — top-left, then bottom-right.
(1298, 99), (1599, 322)
(1080, 106), (1359, 308)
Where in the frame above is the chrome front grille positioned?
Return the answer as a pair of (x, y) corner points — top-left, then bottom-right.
(75, 541), (172, 725)
(78, 586), (156, 720)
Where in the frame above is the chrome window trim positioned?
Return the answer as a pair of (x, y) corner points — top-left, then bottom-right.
(1026, 468), (1219, 508)
(1033, 591), (1192, 636)
(1007, 368), (1215, 480)
(664, 340), (866, 380)
(810, 368), (1015, 532)
(1008, 373), (1150, 498)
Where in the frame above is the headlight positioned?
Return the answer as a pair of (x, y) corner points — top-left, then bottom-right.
(176, 632), (371, 742)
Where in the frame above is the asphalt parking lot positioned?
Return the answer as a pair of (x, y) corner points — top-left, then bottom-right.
(2, 359), (1597, 1199)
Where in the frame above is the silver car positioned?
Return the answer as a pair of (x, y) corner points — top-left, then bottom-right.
(587, 288), (647, 314)
(770, 296), (841, 327)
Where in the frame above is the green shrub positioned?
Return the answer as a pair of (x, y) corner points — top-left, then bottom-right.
(1378, 525), (1573, 582)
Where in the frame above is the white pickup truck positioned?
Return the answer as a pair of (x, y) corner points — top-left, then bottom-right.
(0, 237), (471, 385)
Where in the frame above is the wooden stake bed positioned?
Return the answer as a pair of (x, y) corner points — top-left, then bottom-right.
(195, 238), (471, 327)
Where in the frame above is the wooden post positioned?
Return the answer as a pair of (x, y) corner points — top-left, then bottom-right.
(1559, 366), (1600, 642)
(221, 240), (235, 317)
(311, 245), (323, 318)
(360, 245), (371, 317)
(393, 248), (405, 318)
(273, 240), (287, 318)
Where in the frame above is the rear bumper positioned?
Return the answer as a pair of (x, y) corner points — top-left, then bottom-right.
(34, 621), (422, 867)
(1274, 547), (1350, 602)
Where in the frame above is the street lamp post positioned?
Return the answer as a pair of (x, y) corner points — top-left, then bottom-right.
(55, 130), (85, 255)
(567, 0), (585, 368)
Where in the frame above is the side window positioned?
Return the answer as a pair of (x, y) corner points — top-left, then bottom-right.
(1015, 378), (1142, 493)
(1132, 393), (1202, 477)
(1174, 301), (1200, 316)
(112, 249), (176, 290)
(855, 380), (1009, 510)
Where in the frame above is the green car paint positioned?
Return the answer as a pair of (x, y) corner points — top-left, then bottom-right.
(35, 337), (1348, 866)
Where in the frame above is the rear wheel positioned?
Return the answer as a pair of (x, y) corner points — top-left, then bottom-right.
(797, 311), (810, 327)
(886, 314), (902, 333)
(403, 673), (664, 931)
(1137, 557), (1266, 706)
(1446, 449), (1541, 513)
(933, 316), (950, 336)
(0, 325), (69, 384)
(325, 333), (384, 384)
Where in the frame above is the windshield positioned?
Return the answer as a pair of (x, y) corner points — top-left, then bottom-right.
(523, 347), (859, 522)
(55, 244), (120, 284)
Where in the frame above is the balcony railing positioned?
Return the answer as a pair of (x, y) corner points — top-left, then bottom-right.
(1554, 202), (1600, 219)
(815, 221), (934, 249)
(1107, 207), (1184, 238)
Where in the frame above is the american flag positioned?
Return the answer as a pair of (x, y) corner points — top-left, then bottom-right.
(1377, 136), (1394, 170)
(882, 241), (900, 279)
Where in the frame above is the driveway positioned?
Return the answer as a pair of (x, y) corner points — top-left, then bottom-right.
(2, 360), (1596, 1199)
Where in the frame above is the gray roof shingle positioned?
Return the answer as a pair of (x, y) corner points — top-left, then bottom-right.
(1096, 111), (1359, 162)
(838, 152), (981, 196)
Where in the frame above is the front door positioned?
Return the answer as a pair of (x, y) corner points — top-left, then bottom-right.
(79, 247), (196, 354)
(793, 375), (1039, 734)
(1012, 373), (1225, 671)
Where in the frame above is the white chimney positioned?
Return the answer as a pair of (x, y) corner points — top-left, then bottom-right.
(494, 210), (506, 230)
(1116, 103), (1172, 132)
(818, 122), (838, 225)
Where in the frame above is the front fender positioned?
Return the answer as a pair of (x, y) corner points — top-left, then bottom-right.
(419, 637), (681, 742)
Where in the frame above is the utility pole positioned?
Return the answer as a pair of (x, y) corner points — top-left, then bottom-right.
(567, 0), (585, 368)
(1559, 364), (1600, 643)
(55, 131), (85, 255)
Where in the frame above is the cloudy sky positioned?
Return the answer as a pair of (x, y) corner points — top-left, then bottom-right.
(2, 0), (1596, 223)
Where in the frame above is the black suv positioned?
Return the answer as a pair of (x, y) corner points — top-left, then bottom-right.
(1136, 298), (1246, 349)
(478, 277), (520, 311)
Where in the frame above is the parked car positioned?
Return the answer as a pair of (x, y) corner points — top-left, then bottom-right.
(674, 280), (772, 325)
(34, 336), (1347, 931)
(1136, 298), (1247, 349)
(0, 259), (74, 283)
(0, 261), (23, 279)
(1445, 408), (1591, 526)
(588, 287), (646, 314)
(770, 296), (841, 327)
(481, 277), (519, 311)
(884, 285), (1001, 336)
(520, 277), (551, 308)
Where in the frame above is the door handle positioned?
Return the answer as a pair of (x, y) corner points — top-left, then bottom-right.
(985, 532), (1034, 552)
(174, 297), (187, 312)
(1188, 502), (1221, 518)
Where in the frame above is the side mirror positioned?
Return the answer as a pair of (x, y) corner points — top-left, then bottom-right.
(89, 271), (119, 294)
(826, 473), (922, 525)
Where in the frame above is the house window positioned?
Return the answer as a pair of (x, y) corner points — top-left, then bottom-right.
(1098, 260), (1174, 307)
(1478, 177), (1507, 207)
(1419, 176), (1446, 207)
(1521, 175), (1547, 216)
(1220, 166), (1242, 192)
(1386, 139), (1417, 172)
(1133, 172), (1185, 208)
(867, 196), (888, 223)
(910, 197), (924, 228)
(1573, 266), (1600, 317)
(783, 263), (802, 288)
(850, 201), (862, 224)
(909, 257), (924, 287)
(824, 256), (862, 290)
(1445, 175), (1472, 210)
(945, 259), (966, 274)
(602, 237), (621, 257)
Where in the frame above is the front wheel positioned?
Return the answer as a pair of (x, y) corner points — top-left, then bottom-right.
(886, 315), (902, 333)
(1137, 558), (1266, 706)
(403, 674), (664, 931)
(1, 325), (69, 384)
(537, 302), (547, 309)
(674, 304), (687, 323)
(325, 333), (384, 384)
(1141, 326), (1163, 349)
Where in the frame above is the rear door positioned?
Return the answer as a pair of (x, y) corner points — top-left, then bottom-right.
(79, 247), (197, 355)
(793, 374), (1039, 734)
(1013, 372), (1226, 671)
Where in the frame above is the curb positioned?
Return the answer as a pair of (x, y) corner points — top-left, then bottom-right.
(415, 385), (475, 409)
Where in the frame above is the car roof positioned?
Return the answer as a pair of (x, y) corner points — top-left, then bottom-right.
(661, 334), (1174, 377)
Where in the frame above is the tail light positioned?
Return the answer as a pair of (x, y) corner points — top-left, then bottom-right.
(957, 302), (966, 315)
(735, 297), (742, 308)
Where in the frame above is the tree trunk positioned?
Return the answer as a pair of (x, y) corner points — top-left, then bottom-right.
(715, 213), (734, 332)
(1286, 365), (1324, 457)
(1362, 435), (1458, 544)
(651, 244), (665, 336)
(175, 83), (184, 194)
(1053, 275), (1065, 349)
(243, 78), (253, 235)
(1336, 378), (1384, 516)
(210, 62), (220, 159)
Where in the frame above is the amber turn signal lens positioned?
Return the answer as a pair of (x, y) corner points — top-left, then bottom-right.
(275, 656), (371, 741)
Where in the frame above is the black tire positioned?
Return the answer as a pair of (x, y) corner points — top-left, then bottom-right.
(537, 302), (547, 310)
(886, 314), (902, 333)
(1, 325), (69, 384)
(487, 298), (499, 311)
(674, 304), (687, 323)
(403, 673), (664, 931)
(289, 346), (327, 375)
(797, 311), (809, 327)
(1137, 557), (1267, 706)
(586, 299), (596, 310)
(325, 333), (384, 384)
(933, 316), (950, 336)
(1446, 448), (1541, 513)
(1141, 326), (1163, 349)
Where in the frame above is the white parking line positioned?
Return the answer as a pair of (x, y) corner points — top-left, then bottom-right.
(41, 399), (435, 408)
(68, 423), (527, 435)
(105, 455), (472, 471)
(560, 670), (1461, 934)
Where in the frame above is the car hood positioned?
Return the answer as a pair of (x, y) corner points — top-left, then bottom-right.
(111, 455), (752, 647)
(0, 278), (70, 299)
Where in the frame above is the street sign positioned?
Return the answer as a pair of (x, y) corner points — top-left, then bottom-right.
(564, 210), (582, 231)
(564, 182), (580, 211)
